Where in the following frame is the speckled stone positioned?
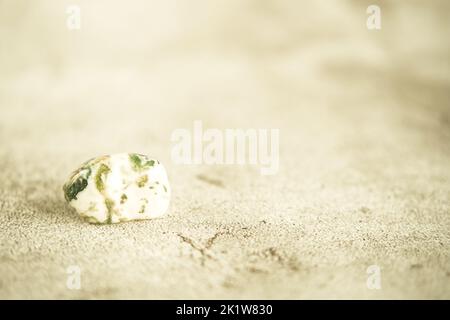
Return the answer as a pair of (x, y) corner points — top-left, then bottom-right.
(63, 153), (171, 224)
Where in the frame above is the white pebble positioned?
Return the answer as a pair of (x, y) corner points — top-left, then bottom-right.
(63, 153), (170, 224)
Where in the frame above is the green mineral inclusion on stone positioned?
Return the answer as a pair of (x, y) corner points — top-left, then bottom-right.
(104, 198), (115, 224)
(63, 167), (91, 202)
(129, 153), (156, 171)
(94, 163), (114, 224)
(95, 164), (111, 192)
(63, 155), (111, 202)
(137, 175), (148, 188)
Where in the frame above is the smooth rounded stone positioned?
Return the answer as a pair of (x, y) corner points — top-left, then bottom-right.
(63, 153), (171, 224)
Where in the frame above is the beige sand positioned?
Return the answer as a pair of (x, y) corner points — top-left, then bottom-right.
(0, 0), (449, 299)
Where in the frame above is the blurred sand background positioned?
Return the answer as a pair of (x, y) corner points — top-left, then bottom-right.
(0, 0), (449, 299)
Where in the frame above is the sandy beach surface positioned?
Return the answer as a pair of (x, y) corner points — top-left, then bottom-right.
(0, 0), (449, 299)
